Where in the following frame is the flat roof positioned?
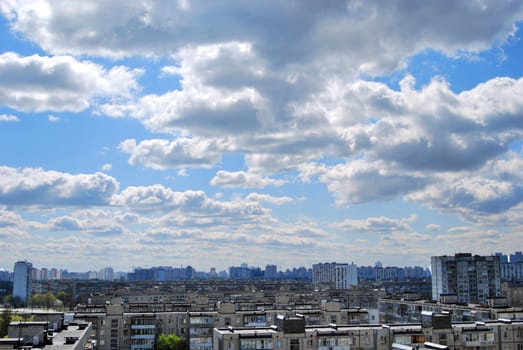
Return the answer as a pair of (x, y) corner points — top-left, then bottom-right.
(43, 324), (91, 349)
(10, 321), (49, 326)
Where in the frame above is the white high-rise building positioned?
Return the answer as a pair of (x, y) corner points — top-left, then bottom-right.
(13, 260), (33, 306)
(312, 262), (358, 289)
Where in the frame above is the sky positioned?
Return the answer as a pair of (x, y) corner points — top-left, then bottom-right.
(1, 1), (523, 272)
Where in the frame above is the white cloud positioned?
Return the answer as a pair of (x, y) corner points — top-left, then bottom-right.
(0, 166), (119, 206)
(405, 152), (523, 219)
(48, 115), (59, 122)
(119, 137), (226, 170)
(101, 163), (112, 171)
(426, 224), (440, 232)
(0, 209), (23, 227)
(331, 215), (417, 234)
(211, 170), (285, 189)
(47, 210), (131, 236)
(0, 52), (142, 113)
(112, 184), (269, 219)
(299, 161), (427, 205)
(245, 192), (292, 205)
(2, 1), (521, 72)
(0, 113), (19, 122)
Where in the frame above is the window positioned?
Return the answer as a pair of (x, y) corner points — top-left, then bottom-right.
(240, 338), (273, 350)
(290, 339), (300, 350)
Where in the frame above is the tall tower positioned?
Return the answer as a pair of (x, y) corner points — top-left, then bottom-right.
(13, 260), (33, 306)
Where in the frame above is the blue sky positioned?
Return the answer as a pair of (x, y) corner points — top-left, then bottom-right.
(1, 1), (523, 272)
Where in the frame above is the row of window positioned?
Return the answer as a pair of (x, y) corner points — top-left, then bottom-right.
(240, 338), (273, 349)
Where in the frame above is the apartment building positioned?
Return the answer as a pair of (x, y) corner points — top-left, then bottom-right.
(74, 299), (372, 350)
(431, 253), (501, 305)
(379, 297), (523, 324)
(312, 262), (358, 289)
(213, 315), (523, 350)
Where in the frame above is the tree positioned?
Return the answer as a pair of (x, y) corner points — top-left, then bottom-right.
(55, 291), (72, 310)
(3, 295), (13, 307)
(30, 293), (56, 308)
(155, 334), (187, 350)
(0, 308), (11, 337)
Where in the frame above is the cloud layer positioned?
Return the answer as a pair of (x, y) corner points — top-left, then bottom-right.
(1, 1), (523, 270)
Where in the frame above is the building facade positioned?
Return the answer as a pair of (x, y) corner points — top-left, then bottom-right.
(431, 253), (501, 305)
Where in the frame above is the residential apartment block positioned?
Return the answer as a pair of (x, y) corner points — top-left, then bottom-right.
(74, 297), (373, 350)
(312, 262), (358, 289)
(213, 314), (523, 350)
(431, 253), (501, 305)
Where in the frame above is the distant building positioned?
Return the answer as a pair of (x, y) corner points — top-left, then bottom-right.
(264, 264), (277, 279)
(511, 251), (523, 263)
(229, 265), (252, 279)
(431, 253), (501, 304)
(312, 262), (358, 289)
(100, 267), (114, 281)
(496, 251), (523, 282)
(0, 269), (11, 281)
(13, 260), (33, 306)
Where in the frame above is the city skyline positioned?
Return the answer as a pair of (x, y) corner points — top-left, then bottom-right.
(1, 2), (523, 271)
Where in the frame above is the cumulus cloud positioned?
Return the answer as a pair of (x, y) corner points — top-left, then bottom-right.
(210, 170), (285, 189)
(2, 0), (523, 268)
(299, 76), (523, 172)
(112, 184), (269, 220)
(106, 44), (269, 136)
(405, 152), (523, 219)
(0, 209), (23, 227)
(245, 192), (292, 205)
(300, 161), (427, 205)
(119, 137), (226, 170)
(332, 215), (416, 234)
(408, 177), (523, 217)
(2, 1), (521, 71)
(47, 209), (140, 237)
(48, 115), (60, 122)
(0, 166), (119, 206)
(0, 113), (19, 122)
(0, 52), (141, 113)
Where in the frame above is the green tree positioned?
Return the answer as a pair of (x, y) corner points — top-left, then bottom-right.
(30, 293), (56, 308)
(3, 295), (13, 307)
(155, 334), (187, 350)
(55, 291), (72, 310)
(0, 308), (11, 337)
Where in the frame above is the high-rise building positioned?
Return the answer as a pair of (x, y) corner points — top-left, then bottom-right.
(13, 260), (33, 306)
(510, 251), (523, 263)
(264, 264), (277, 279)
(100, 267), (114, 281)
(312, 262), (358, 289)
(431, 253), (501, 304)
(0, 269), (11, 281)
